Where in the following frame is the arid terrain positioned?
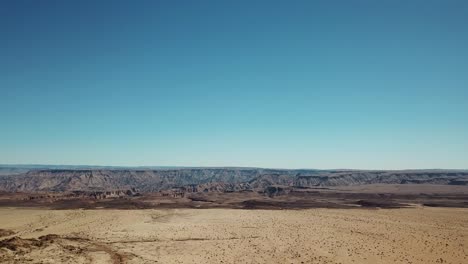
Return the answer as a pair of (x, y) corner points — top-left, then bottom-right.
(1, 167), (468, 193)
(1, 167), (467, 263)
(0, 207), (467, 264)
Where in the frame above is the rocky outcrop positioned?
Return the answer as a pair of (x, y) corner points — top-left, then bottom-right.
(263, 186), (292, 197)
(0, 168), (467, 193)
(25, 189), (140, 200)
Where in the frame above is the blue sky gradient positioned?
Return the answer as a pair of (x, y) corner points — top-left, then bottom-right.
(1, 0), (468, 169)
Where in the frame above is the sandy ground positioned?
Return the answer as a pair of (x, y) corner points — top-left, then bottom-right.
(0, 207), (467, 264)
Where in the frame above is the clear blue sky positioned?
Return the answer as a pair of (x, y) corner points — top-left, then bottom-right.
(1, 0), (467, 169)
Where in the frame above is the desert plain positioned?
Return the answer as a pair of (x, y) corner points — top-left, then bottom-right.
(0, 206), (467, 264)
(1, 168), (468, 263)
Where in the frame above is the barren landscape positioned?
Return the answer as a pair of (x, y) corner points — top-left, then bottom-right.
(1, 167), (467, 263)
(3, 0), (468, 263)
(1, 207), (467, 264)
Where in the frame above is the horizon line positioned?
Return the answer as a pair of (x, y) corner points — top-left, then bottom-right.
(1, 164), (467, 171)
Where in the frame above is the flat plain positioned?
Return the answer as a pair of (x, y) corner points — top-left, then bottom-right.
(1, 206), (467, 264)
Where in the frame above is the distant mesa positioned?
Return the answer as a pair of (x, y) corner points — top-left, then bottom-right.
(0, 166), (467, 194)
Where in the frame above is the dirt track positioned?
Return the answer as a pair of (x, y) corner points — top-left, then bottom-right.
(1, 207), (467, 263)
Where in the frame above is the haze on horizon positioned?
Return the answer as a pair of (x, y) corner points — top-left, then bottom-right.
(1, 1), (468, 170)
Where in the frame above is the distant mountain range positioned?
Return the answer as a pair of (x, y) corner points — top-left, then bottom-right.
(0, 165), (467, 193)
